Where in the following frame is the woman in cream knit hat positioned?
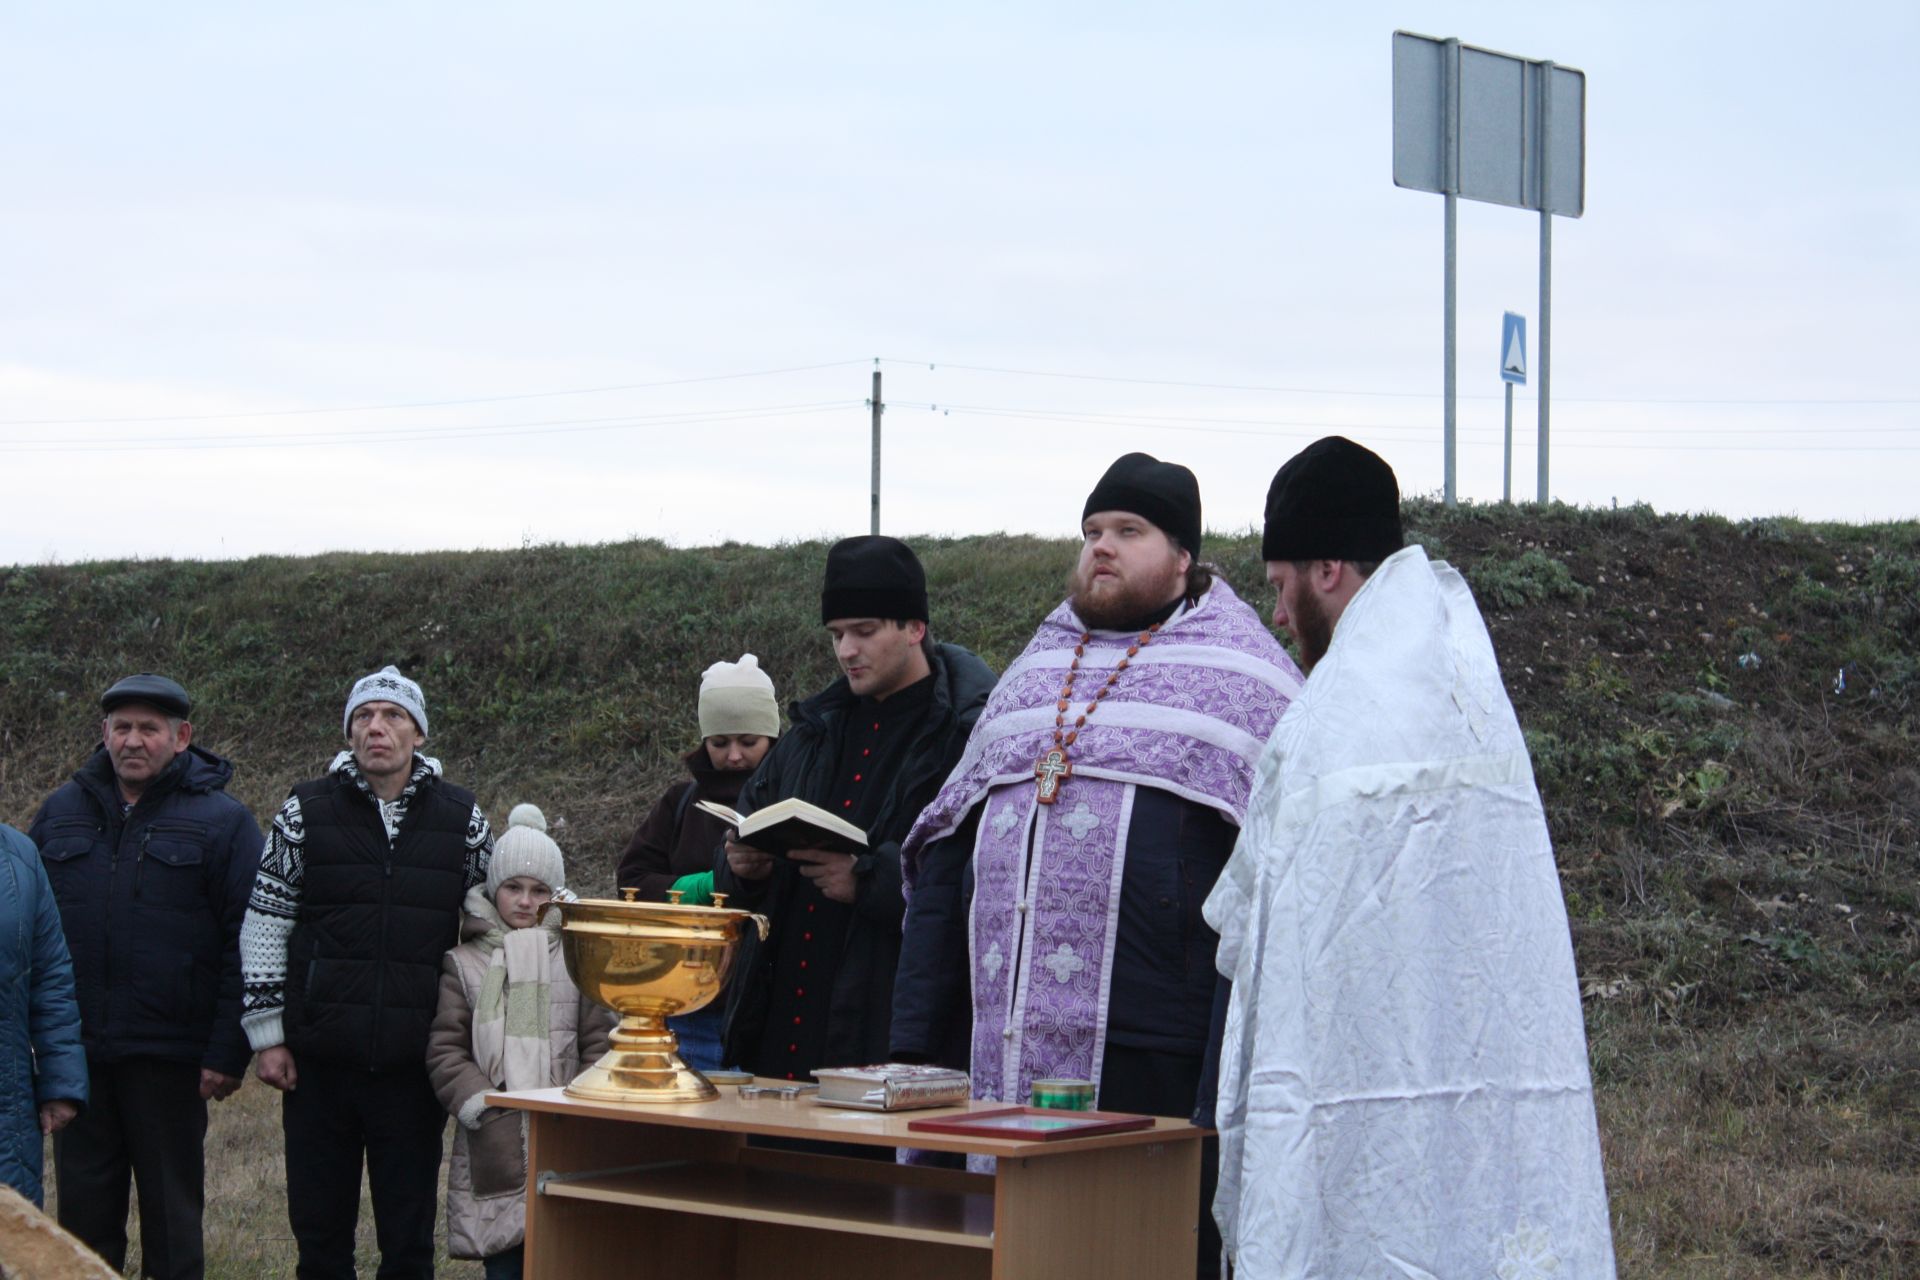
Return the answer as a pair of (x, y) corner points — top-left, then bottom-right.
(614, 655), (780, 1069)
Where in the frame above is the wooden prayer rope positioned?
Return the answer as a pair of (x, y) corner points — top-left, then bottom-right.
(1034, 623), (1159, 804)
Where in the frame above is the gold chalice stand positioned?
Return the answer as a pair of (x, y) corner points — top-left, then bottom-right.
(550, 890), (768, 1103)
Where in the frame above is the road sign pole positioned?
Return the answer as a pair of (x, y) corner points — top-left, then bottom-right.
(1538, 209), (1551, 504)
(1504, 381), (1514, 503)
(1442, 37), (1460, 507)
(1393, 32), (1581, 510)
(1445, 193), (1458, 506)
(1390, 31), (1582, 510)
(1537, 61), (1553, 505)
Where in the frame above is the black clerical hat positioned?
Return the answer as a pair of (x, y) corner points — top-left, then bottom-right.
(1261, 437), (1403, 563)
(820, 536), (929, 623)
(1082, 452), (1203, 557)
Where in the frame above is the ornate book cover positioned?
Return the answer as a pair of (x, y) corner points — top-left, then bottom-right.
(811, 1063), (971, 1111)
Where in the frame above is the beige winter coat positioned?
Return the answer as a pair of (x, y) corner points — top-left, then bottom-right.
(425, 906), (614, 1260)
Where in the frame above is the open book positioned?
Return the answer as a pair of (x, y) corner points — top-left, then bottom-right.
(696, 797), (868, 856)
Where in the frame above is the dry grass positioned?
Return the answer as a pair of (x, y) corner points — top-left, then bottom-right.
(1597, 1011), (1919, 1277)
(45, 1086), (483, 1278)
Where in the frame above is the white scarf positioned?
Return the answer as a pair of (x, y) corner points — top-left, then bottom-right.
(465, 885), (570, 1091)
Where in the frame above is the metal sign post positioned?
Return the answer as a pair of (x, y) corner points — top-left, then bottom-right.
(1442, 39), (1459, 505)
(1393, 31), (1584, 505)
(1501, 311), (1528, 503)
(1537, 69), (1554, 506)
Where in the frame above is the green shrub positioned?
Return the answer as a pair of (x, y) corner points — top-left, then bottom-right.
(1468, 549), (1593, 610)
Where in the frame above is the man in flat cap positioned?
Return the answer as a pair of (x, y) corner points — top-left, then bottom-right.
(894, 453), (1302, 1277)
(28, 674), (263, 1279)
(713, 536), (995, 1088)
(239, 666), (493, 1280)
(1204, 437), (1616, 1277)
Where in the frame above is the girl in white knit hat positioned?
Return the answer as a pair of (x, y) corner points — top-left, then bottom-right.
(426, 805), (615, 1280)
(613, 653), (780, 1070)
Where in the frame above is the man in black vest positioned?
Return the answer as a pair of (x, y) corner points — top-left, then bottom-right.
(239, 666), (493, 1280)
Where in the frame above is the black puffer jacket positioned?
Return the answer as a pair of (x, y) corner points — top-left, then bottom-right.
(713, 642), (995, 1069)
(284, 769), (477, 1072)
(29, 745), (263, 1076)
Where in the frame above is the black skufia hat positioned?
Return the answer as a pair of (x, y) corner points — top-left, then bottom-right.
(1261, 436), (1403, 563)
(820, 535), (929, 623)
(1082, 452), (1203, 557)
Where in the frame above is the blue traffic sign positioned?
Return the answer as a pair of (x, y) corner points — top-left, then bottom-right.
(1501, 311), (1527, 385)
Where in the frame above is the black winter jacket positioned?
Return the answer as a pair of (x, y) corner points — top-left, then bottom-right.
(29, 745), (263, 1076)
(714, 642), (995, 1069)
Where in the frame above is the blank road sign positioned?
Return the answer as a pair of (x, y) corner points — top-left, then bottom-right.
(1392, 31), (1585, 217)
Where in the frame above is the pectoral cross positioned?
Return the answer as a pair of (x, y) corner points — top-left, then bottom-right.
(1034, 747), (1071, 804)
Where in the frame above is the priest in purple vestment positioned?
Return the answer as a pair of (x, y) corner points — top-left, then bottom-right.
(893, 453), (1303, 1280)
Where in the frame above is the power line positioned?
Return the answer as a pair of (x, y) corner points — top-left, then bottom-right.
(8, 373), (1911, 457)
(20, 393), (1897, 455)
(6, 350), (1915, 473)
(911, 403), (1920, 452)
(0, 400), (859, 449)
(5, 355), (1912, 438)
(0, 360), (869, 427)
(896, 400), (1920, 438)
(876, 356), (1920, 407)
(877, 357), (1454, 399)
(0, 402), (860, 455)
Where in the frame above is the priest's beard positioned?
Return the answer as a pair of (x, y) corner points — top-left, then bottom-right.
(1069, 555), (1187, 631)
(1290, 582), (1336, 671)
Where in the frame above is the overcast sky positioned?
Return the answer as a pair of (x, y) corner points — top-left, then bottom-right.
(2, 2), (1913, 565)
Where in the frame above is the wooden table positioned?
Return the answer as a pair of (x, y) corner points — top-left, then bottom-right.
(490, 1084), (1203, 1280)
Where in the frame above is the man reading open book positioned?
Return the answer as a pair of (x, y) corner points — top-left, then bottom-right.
(712, 536), (994, 1088)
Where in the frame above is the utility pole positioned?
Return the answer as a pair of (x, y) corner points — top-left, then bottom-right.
(868, 367), (883, 535)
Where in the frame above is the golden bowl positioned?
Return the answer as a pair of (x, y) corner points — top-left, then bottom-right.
(549, 893), (768, 1103)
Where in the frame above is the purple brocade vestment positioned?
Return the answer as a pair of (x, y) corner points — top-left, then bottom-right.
(904, 580), (1303, 1108)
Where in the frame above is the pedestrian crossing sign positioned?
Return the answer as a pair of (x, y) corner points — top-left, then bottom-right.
(1501, 312), (1527, 385)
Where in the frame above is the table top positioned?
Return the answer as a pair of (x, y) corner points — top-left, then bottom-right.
(488, 1084), (1204, 1158)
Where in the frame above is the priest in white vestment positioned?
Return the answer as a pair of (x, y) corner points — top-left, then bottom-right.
(1205, 437), (1616, 1279)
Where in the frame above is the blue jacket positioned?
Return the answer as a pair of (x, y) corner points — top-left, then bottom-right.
(29, 745), (263, 1076)
(0, 824), (87, 1207)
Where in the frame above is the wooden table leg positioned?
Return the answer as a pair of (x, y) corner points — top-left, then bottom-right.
(991, 1139), (1201, 1280)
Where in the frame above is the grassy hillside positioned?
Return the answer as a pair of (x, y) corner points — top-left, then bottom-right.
(3, 501), (1915, 1277)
